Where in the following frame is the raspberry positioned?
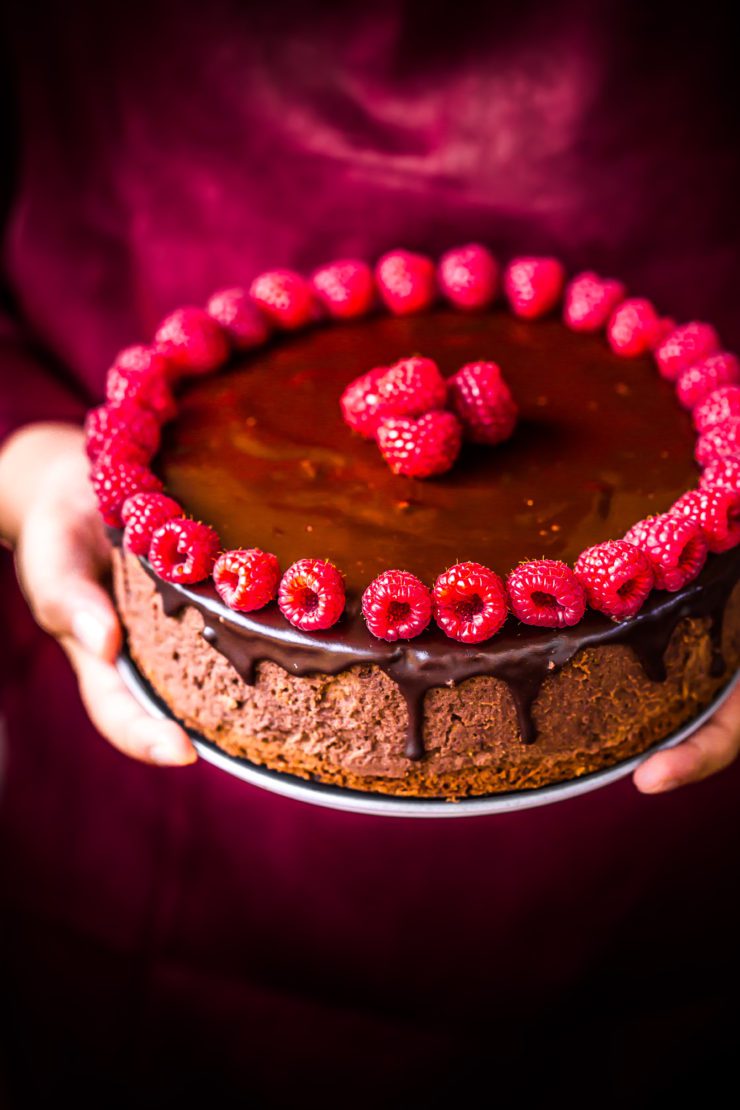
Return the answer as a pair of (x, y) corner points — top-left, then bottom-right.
(84, 401), (160, 462)
(94, 437), (151, 469)
(340, 356), (447, 439)
(695, 418), (740, 467)
(148, 517), (220, 584)
(310, 259), (375, 319)
(563, 271), (625, 333)
(339, 367), (388, 439)
(121, 492), (183, 556)
(377, 411), (462, 479)
(362, 569), (432, 641)
(249, 269), (315, 330)
(621, 517), (652, 549)
(437, 244), (499, 310)
(447, 361), (518, 446)
(693, 386), (740, 434)
(213, 548), (281, 611)
(206, 287), (271, 349)
(675, 352), (740, 410)
(105, 346), (176, 421)
(623, 513), (707, 591)
(432, 561), (508, 643)
(375, 250), (436, 316)
(91, 461), (163, 527)
(700, 456), (740, 494)
(506, 559), (586, 628)
(504, 257), (565, 319)
(654, 322), (720, 382)
(277, 558), (345, 630)
(574, 540), (654, 621)
(606, 298), (665, 357)
(671, 488), (740, 554)
(155, 306), (230, 375)
(376, 355), (447, 415)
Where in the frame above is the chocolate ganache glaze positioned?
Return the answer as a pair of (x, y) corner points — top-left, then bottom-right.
(138, 308), (739, 761)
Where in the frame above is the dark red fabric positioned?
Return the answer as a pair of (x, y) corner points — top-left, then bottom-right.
(2, 2), (740, 1103)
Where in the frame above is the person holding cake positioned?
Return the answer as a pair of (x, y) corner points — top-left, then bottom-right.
(2, 0), (740, 1103)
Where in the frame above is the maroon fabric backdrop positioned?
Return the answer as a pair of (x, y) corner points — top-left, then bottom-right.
(1, 2), (739, 1104)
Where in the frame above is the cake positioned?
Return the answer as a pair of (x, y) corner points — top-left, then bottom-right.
(89, 249), (740, 798)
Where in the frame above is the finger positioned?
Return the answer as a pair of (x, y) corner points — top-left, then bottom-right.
(17, 498), (120, 662)
(633, 681), (740, 793)
(63, 636), (197, 766)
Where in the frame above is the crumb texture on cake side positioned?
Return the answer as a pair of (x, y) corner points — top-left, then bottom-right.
(114, 549), (740, 798)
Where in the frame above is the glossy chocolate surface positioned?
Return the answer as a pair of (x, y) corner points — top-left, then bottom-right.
(138, 307), (740, 763)
(161, 309), (699, 597)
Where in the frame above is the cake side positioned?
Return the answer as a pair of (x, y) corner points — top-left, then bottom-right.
(114, 548), (740, 798)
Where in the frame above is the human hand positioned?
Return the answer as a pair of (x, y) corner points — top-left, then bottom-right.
(633, 679), (740, 793)
(0, 422), (196, 766)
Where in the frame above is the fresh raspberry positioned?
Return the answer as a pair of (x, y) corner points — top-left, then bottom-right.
(574, 540), (654, 621)
(249, 269), (315, 330)
(148, 517), (220, 584)
(213, 548), (281, 611)
(277, 558), (345, 630)
(105, 346), (176, 421)
(376, 356), (447, 415)
(340, 356), (447, 439)
(94, 437), (152, 469)
(563, 271), (625, 333)
(621, 517), (653, 549)
(606, 298), (665, 357)
(310, 259), (375, 319)
(121, 492), (183, 556)
(654, 322), (720, 382)
(623, 513), (707, 591)
(339, 367), (388, 439)
(675, 352), (740, 410)
(437, 244), (499, 311)
(692, 386), (740, 434)
(375, 250), (436, 316)
(506, 559), (586, 628)
(695, 418), (740, 467)
(447, 361), (518, 446)
(84, 401), (160, 462)
(362, 569), (432, 641)
(377, 411), (462, 479)
(91, 461), (163, 527)
(700, 456), (740, 494)
(155, 306), (230, 375)
(670, 488), (740, 554)
(432, 561), (508, 643)
(206, 287), (271, 349)
(503, 257), (565, 319)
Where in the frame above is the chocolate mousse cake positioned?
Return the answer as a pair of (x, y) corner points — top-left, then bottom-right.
(92, 250), (740, 798)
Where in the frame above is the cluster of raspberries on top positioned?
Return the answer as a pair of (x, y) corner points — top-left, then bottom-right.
(85, 244), (740, 644)
(340, 355), (517, 478)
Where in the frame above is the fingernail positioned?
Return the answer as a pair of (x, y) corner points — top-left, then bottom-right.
(639, 774), (680, 794)
(73, 610), (108, 655)
(148, 741), (196, 767)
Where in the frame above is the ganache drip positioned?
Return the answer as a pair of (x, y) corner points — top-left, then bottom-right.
(129, 537), (740, 762)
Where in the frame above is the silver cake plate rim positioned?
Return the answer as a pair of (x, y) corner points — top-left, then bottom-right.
(117, 651), (739, 819)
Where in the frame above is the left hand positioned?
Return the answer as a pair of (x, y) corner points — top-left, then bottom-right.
(633, 679), (740, 793)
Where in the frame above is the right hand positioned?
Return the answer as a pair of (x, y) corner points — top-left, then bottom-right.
(0, 421), (196, 766)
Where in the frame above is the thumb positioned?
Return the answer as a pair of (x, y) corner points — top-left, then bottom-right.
(17, 494), (121, 662)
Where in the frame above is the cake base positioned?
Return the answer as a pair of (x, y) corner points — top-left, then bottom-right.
(117, 648), (740, 817)
(113, 547), (740, 800)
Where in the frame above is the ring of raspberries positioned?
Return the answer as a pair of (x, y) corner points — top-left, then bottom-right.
(87, 246), (740, 644)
